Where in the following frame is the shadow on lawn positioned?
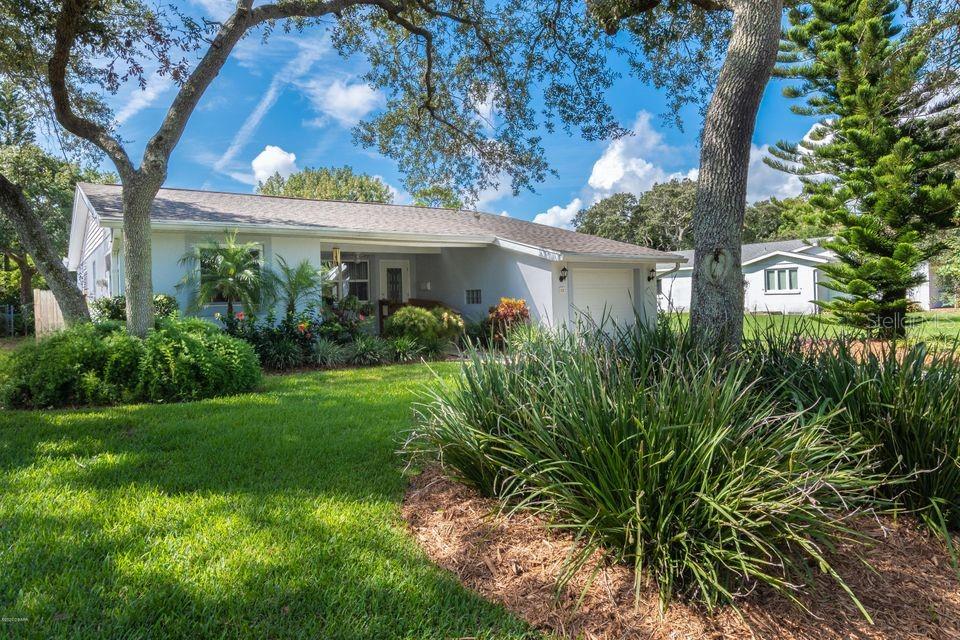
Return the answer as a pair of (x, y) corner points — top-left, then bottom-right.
(0, 365), (535, 639)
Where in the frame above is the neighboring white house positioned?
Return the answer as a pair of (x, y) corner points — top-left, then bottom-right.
(657, 238), (942, 314)
(67, 183), (685, 330)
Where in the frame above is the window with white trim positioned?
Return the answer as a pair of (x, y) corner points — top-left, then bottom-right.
(341, 259), (370, 301)
(765, 267), (799, 292)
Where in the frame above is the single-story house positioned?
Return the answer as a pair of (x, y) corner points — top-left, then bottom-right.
(657, 238), (942, 314)
(68, 183), (685, 329)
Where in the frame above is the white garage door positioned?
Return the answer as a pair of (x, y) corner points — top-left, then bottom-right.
(572, 268), (637, 326)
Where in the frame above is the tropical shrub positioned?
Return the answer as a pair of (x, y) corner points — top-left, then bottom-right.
(315, 338), (349, 367)
(384, 306), (443, 341)
(430, 306), (465, 340)
(347, 334), (393, 366)
(136, 319), (261, 402)
(0, 318), (260, 408)
(409, 325), (882, 613)
(90, 294), (179, 322)
(486, 297), (529, 344)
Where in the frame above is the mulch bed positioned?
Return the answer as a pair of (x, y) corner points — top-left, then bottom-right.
(403, 466), (960, 639)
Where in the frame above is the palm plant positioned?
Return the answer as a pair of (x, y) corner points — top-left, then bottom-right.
(266, 256), (330, 318)
(177, 230), (269, 317)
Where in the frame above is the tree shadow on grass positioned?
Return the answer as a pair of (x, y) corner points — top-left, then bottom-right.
(0, 365), (532, 639)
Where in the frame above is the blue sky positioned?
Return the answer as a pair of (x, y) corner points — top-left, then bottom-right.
(106, 0), (818, 228)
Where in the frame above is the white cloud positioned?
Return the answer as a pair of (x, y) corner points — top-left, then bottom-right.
(212, 40), (328, 178)
(301, 78), (383, 127)
(475, 180), (513, 210)
(745, 144), (803, 203)
(115, 76), (173, 125)
(587, 111), (692, 199)
(252, 145), (298, 184)
(533, 198), (583, 229)
(189, 0), (233, 21)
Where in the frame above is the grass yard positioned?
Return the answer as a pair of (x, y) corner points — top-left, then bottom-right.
(669, 309), (960, 342)
(0, 364), (534, 639)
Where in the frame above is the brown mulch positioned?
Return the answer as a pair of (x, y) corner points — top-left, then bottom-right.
(402, 467), (960, 640)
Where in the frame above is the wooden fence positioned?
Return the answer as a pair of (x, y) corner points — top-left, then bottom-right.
(33, 289), (66, 338)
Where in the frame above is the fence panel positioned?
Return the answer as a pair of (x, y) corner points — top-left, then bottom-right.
(33, 289), (66, 338)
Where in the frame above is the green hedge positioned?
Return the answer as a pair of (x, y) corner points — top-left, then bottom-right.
(1, 318), (261, 409)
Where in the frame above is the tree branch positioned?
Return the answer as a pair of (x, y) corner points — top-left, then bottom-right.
(47, 0), (135, 180)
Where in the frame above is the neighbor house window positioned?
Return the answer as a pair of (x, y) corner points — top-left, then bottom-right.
(765, 267), (799, 292)
(465, 289), (482, 305)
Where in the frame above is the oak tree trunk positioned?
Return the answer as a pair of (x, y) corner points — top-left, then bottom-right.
(11, 255), (35, 308)
(689, 0), (783, 351)
(122, 180), (162, 337)
(0, 173), (91, 325)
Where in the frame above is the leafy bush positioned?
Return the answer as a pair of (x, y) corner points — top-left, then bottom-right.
(384, 306), (443, 341)
(430, 306), (465, 340)
(136, 320), (261, 402)
(1, 318), (260, 408)
(486, 297), (529, 344)
(347, 334), (393, 366)
(315, 338), (349, 367)
(391, 336), (423, 363)
(90, 294), (179, 321)
(409, 325), (882, 613)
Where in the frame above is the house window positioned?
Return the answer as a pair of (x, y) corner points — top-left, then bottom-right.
(465, 289), (482, 305)
(340, 259), (369, 301)
(765, 267), (799, 292)
(656, 278), (663, 295)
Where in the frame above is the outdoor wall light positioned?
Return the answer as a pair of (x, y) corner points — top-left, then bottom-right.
(647, 267), (657, 282)
(559, 266), (568, 282)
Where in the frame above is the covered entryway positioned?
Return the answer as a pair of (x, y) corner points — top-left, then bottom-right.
(571, 268), (637, 326)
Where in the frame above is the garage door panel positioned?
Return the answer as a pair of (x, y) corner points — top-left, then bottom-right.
(572, 268), (636, 326)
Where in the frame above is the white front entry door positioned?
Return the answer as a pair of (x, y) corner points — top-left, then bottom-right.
(379, 259), (411, 303)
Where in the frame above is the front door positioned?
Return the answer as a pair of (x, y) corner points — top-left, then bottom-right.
(379, 260), (410, 303)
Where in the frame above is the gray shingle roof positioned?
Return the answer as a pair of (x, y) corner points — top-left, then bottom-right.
(79, 183), (682, 262)
(672, 238), (821, 265)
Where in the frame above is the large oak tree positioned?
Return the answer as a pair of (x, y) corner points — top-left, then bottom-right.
(12, 0), (618, 337)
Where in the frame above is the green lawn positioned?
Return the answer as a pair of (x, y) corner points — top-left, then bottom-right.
(670, 309), (960, 342)
(0, 364), (534, 639)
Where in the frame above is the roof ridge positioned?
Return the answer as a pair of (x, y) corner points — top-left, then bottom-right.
(79, 181), (497, 217)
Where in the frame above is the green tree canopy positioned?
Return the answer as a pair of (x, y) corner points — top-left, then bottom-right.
(256, 167), (393, 204)
(411, 185), (464, 209)
(772, 0), (960, 337)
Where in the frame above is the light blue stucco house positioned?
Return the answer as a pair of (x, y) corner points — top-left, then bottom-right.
(68, 183), (685, 329)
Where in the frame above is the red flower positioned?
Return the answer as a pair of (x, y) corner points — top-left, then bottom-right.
(236, 311), (245, 320)
(359, 313), (366, 321)
(297, 322), (308, 332)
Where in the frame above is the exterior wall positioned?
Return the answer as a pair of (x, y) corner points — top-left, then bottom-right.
(74, 196), (113, 303)
(414, 246), (557, 324)
(658, 270), (692, 312)
(743, 257), (821, 314)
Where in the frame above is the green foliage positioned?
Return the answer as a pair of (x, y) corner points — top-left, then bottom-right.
(746, 324), (960, 530)
(314, 338), (349, 367)
(0, 319), (260, 408)
(935, 230), (960, 306)
(177, 230), (270, 317)
(773, 0), (960, 337)
(411, 185), (464, 209)
(742, 197), (834, 243)
(347, 334), (393, 366)
(265, 256), (330, 317)
(136, 319), (261, 403)
(409, 324), (882, 614)
(384, 306), (443, 342)
(390, 336), (424, 363)
(257, 166), (393, 203)
(90, 294), (179, 322)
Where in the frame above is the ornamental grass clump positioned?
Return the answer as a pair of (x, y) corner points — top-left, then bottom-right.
(409, 327), (882, 613)
(745, 323), (960, 531)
